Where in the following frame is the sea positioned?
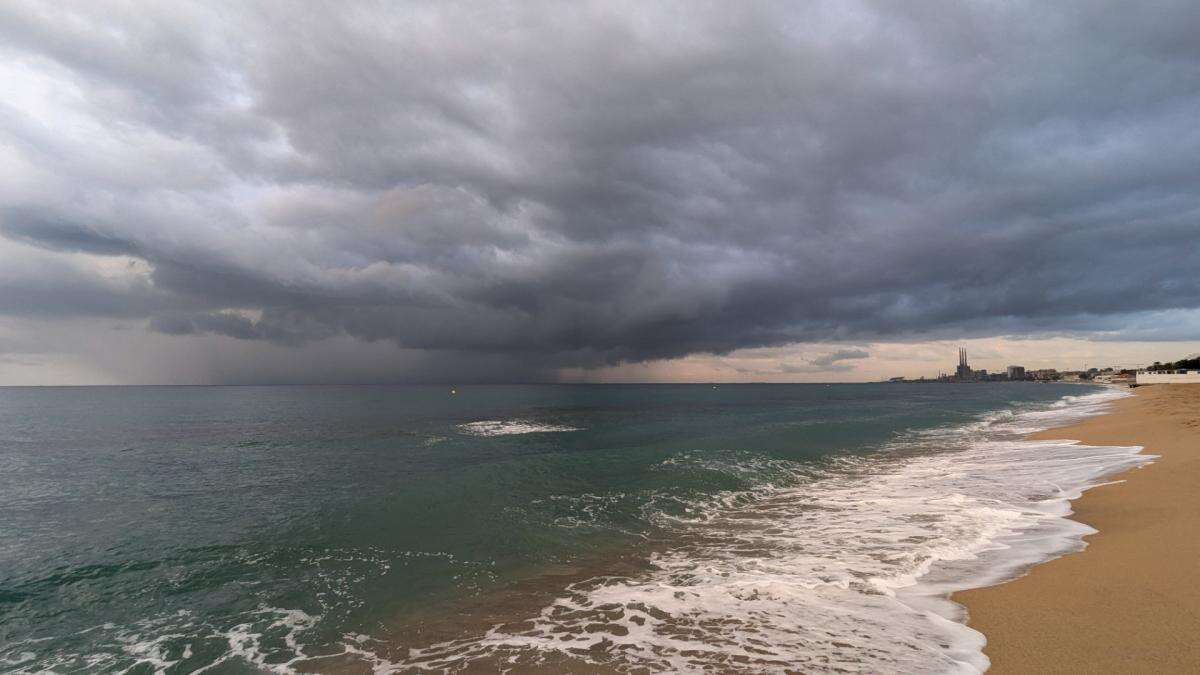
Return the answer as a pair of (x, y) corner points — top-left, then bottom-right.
(0, 383), (1147, 673)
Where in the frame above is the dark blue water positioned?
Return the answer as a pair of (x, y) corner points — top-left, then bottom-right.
(0, 383), (1097, 672)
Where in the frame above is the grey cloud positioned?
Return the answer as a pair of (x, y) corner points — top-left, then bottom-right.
(726, 347), (871, 376)
(1, 1), (1199, 381)
(778, 362), (856, 375)
(148, 310), (336, 346)
(811, 349), (870, 368)
(0, 211), (140, 257)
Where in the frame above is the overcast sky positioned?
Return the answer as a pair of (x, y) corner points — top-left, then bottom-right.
(2, 1), (1198, 384)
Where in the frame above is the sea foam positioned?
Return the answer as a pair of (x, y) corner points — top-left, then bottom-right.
(457, 420), (582, 436)
(400, 388), (1147, 673)
(25, 389), (1143, 674)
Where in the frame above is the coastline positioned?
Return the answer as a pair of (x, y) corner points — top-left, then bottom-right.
(4, 384), (1186, 673)
(955, 384), (1200, 672)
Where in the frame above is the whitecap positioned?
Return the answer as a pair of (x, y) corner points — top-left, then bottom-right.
(457, 420), (582, 436)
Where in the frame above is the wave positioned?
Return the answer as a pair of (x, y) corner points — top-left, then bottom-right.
(457, 420), (582, 436)
(10, 389), (1143, 674)
(3, 607), (321, 674)
(399, 389), (1147, 673)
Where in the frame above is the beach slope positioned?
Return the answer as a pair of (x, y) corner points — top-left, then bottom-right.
(956, 385), (1200, 672)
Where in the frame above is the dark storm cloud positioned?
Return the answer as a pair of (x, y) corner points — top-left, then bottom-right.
(2, 0), (1199, 376)
(1, 210), (140, 257)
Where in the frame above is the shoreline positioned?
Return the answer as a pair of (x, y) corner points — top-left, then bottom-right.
(954, 384), (1200, 672)
(344, 385), (1133, 673)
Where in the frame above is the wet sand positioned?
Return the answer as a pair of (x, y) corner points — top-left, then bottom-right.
(956, 385), (1200, 672)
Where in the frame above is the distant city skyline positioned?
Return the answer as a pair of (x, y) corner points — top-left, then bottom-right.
(2, 307), (1198, 387)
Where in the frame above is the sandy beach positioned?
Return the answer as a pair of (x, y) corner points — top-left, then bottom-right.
(956, 384), (1200, 672)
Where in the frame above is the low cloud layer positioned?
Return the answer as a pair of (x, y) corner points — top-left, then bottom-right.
(810, 349), (870, 368)
(1, 1), (1199, 382)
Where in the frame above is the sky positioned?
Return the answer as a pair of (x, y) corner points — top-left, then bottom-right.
(1, 1), (1198, 385)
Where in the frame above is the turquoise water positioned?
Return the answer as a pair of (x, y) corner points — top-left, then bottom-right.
(0, 383), (1116, 672)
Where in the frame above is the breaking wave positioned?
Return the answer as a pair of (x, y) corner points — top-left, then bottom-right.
(398, 389), (1146, 673)
(5, 388), (1145, 674)
(457, 420), (583, 436)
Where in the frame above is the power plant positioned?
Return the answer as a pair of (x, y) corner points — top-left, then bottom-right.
(955, 348), (972, 380)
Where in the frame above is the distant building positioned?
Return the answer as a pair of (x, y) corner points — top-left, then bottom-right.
(955, 348), (972, 380)
(1007, 365), (1026, 380)
(1094, 371), (1133, 384)
(1136, 369), (1200, 384)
